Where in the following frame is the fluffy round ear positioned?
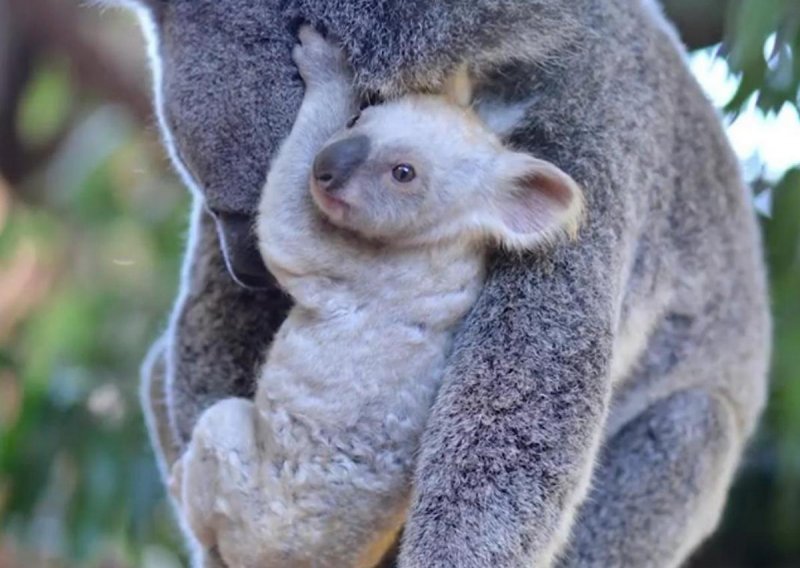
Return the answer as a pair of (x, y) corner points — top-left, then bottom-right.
(480, 154), (584, 251)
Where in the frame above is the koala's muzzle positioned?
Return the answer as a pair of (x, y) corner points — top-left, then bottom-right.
(211, 211), (273, 289)
(313, 135), (370, 193)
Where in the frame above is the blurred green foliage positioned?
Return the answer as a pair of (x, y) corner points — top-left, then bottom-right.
(0, 2), (798, 567)
(724, 0), (800, 114)
(1, 19), (189, 564)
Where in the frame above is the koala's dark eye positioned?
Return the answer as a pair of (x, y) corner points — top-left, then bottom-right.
(346, 113), (361, 128)
(392, 164), (416, 183)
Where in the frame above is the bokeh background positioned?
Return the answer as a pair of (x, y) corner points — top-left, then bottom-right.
(1, 1), (798, 566)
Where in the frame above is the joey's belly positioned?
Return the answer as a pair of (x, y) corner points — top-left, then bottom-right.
(257, 317), (453, 434)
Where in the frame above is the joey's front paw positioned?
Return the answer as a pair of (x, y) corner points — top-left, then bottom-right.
(293, 25), (350, 89)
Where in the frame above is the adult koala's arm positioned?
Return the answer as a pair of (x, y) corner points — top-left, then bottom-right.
(399, 49), (628, 567)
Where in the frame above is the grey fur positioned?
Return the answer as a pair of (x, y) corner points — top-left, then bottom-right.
(115, 0), (771, 566)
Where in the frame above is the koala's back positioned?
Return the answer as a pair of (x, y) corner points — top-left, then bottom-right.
(482, 0), (769, 439)
(614, 2), (768, 438)
(607, 59), (770, 439)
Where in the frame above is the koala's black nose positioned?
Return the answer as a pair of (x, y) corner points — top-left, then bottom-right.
(211, 210), (274, 289)
(312, 135), (370, 193)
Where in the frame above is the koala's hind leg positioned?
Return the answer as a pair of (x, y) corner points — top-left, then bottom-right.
(556, 388), (742, 568)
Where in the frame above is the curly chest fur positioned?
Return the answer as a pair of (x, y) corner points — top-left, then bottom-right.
(256, 245), (487, 454)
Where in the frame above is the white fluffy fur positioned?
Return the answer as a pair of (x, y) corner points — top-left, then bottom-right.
(170, 28), (583, 568)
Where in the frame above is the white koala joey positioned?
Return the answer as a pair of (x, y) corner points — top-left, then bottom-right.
(170, 27), (584, 568)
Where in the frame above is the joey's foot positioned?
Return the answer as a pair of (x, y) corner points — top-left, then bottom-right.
(293, 26), (351, 90)
(170, 398), (262, 552)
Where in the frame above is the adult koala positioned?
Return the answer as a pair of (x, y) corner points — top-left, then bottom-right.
(113, 0), (770, 566)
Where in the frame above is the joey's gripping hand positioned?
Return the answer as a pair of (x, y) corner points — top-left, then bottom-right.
(293, 26), (352, 93)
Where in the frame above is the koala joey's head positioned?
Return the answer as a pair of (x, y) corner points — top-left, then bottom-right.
(103, 0), (303, 288)
(310, 88), (583, 252)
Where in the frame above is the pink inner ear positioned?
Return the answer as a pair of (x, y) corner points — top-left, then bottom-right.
(520, 171), (574, 207)
(499, 171), (574, 235)
(500, 190), (553, 234)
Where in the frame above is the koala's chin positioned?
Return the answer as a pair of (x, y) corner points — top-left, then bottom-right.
(310, 180), (352, 227)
